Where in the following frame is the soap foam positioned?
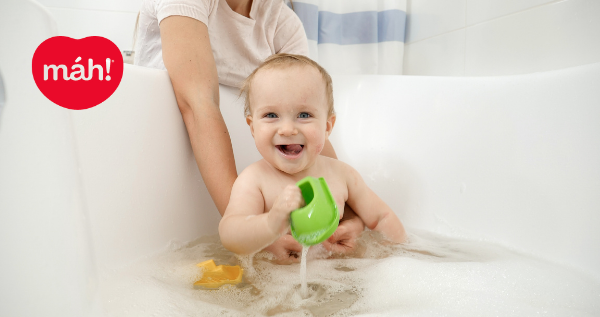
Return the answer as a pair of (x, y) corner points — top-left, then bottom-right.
(99, 230), (600, 316)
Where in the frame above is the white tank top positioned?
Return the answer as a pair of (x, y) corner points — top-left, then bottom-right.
(134, 0), (309, 88)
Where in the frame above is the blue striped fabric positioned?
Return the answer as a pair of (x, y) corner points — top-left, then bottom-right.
(292, 2), (319, 42)
(291, 2), (406, 44)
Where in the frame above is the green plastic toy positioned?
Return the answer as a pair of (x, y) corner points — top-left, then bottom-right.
(290, 176), (339, 246)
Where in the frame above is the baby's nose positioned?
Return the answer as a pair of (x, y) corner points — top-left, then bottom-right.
(278, 120), (298, 136)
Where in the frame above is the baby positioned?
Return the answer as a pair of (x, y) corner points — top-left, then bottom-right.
(219, 54), (406, 260)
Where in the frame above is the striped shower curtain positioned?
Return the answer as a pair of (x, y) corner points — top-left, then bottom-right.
(289, 0), (407, 75)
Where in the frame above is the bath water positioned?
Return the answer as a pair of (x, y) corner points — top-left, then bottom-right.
(99, 229), (600, 316)
(300, 246), (310, 299)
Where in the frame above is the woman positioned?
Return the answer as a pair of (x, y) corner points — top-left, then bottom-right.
(133, 0), (364, 263)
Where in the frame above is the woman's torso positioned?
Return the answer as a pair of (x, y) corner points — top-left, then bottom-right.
(134, 0), (308, 88)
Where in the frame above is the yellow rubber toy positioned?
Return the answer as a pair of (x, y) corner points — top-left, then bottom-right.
(193, 259), (243, 289)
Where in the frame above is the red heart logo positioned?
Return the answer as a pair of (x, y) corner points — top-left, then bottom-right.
(32, 36), (123, 110)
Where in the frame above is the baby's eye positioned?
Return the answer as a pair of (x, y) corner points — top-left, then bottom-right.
(264, 113), (278, 118)
(298, 112), (311, 119)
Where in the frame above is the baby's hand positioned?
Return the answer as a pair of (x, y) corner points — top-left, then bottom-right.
(322, 220), (361, 255)
(322, 205), (365, 255)
(267, 185), (304, 236)
(263, 234), (303, 265)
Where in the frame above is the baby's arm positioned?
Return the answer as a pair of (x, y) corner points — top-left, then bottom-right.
(322, 205), (365, 254)
(344, 163), (407, 243)
(219, 169), (304, 255)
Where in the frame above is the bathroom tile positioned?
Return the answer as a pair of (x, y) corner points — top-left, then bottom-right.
(47, 7), (139, 51)
(466, 0), (556, 26)
(405, 0), (466, 43)
(37, 0), (142, 13)
(403, 29), (465, 76)
(465, 0), (600, 76)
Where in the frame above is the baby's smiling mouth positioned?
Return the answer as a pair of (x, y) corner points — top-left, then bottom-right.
(276, 144), (304, 157)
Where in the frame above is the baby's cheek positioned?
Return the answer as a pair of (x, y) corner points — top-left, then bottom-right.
(310, 130), (324, 154)
(315, 143), (324, 154)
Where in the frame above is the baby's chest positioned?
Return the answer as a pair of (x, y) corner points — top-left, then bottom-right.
(261, 177), (347, 216)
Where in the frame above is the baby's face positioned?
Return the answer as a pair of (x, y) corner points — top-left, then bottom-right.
(246, 65), (334, 175)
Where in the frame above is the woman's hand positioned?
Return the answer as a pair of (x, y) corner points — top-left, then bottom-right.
(263, 234), (303, 264)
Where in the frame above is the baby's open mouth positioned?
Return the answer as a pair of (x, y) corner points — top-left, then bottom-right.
(276, 144), (304, 157)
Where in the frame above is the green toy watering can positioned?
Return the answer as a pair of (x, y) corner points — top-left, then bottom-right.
(290, 176), (339, 246)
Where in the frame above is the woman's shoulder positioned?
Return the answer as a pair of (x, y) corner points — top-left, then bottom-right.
(144, 0), (219, 7)
(254, 0), (308, 55)
(142, 0), (219, 20)
(252, 0), (297, 23)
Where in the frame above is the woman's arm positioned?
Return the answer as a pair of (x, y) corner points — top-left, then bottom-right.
(160, 16), (237, 216)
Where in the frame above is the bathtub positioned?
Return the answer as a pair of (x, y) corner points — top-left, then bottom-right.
(1, 1), (599, 316)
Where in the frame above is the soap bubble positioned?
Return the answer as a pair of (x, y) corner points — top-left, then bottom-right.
(100, 229), (600, 316)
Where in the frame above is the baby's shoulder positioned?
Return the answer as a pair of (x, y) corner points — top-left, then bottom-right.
(239, 159), (268, 177)
(320, 156), (355, 172)
(237, 159), (278, 185)
(322, 157), (360, 184)
(318, 156), (359, 182)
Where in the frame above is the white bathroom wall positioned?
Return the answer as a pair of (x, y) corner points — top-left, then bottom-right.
(404, 0), (600, 76)
(36, 0), (142, 62)
(0, 1), (100, 316)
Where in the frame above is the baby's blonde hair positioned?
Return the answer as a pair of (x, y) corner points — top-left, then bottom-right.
(240, 53), (335, 117)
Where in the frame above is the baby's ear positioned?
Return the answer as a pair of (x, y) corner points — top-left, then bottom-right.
(326, 115), (336, 137)
(246, 116), (255, 137)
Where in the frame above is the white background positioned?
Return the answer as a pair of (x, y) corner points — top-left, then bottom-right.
(37, 0), (600, 75)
